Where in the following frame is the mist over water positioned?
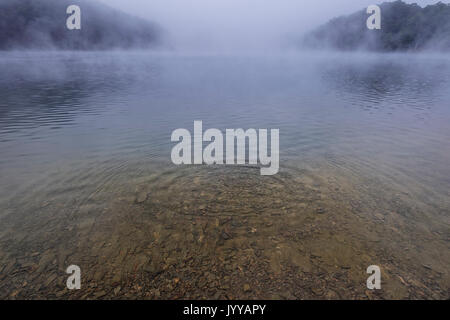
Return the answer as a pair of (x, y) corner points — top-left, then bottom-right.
(102, 0), (440, 51)
(0, 51), (449, 298)
(0, 0), (449, 300)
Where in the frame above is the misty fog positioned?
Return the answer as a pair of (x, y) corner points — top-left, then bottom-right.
(1, 0), (450, 301)
(102, 0), (439, 52)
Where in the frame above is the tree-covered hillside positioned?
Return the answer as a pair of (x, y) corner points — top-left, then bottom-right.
(304, 1), (450, 51)
(0, 0), (162, 50)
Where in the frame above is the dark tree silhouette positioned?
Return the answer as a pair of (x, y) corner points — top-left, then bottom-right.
(304, 1), (450, 52)
(0, 0), (162, 50)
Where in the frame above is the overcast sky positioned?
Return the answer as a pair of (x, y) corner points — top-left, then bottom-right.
(99, 0), (442, 51)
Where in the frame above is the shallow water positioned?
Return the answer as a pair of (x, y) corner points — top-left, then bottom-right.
(0, 51), (449, 299)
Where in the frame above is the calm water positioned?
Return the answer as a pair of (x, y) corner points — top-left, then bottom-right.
(0, 51), (449, 299)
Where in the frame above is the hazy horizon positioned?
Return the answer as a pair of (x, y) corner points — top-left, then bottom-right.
(100, 0), (442, 51)
(1, 0), (450, 301)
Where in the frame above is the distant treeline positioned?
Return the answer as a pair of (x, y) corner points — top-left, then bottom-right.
(0, 0), (162, 50)
(304, 1), (450, 51)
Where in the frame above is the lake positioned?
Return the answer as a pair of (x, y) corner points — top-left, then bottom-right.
(0, 51), (449, 299)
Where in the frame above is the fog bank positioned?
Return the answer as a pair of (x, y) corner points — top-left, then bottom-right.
(101, 0), (439, 52)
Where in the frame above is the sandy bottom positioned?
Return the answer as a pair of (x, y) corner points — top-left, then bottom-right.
(0, 160), (449, 299)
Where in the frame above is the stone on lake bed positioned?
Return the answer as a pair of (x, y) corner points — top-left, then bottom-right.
(221, 231), (231, 240)
(144, 261), (163, 275)
(135, 192), (148, 203)
(93, 290), (107, 298)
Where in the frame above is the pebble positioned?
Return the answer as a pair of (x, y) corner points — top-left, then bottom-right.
(136, 192), (148, 203)
(93, 290), (107, 299)
(221, 231), (231, 240)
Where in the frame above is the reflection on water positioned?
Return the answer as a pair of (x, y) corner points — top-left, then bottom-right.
(0, 52), (449, 299)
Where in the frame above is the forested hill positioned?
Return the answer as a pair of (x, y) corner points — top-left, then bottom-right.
(0, 0), (162, 50)
(303, 1), (450, 51)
